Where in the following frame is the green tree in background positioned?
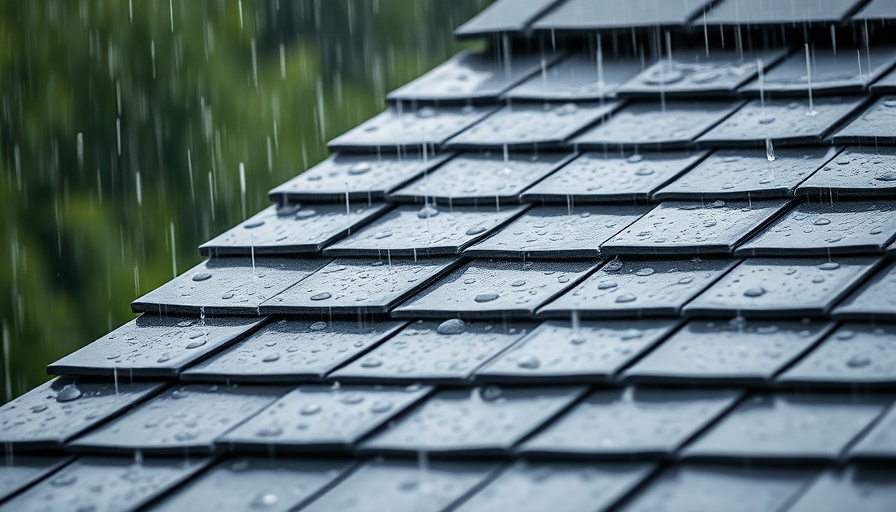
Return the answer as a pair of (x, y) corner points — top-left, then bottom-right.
(0, 0), (490, 402)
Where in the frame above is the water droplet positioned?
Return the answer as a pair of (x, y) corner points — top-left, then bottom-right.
(475, 291), (500, 303)
(743, 287), (766, 298)
(339, 393), (364, 405)
(50, 474), (77, 487)
(818, 262), (840, 270)
(310, 321), (327, 331)
(186, 339), (207, 349)
(813, 218), (831, 226)
(835, 330), (856, 340)
(635, 267), (655, 277)
(436, 319), (465, 335)
(615, 293), (637, 303)
(604, 258), (624, 271)
(250, 492), (279, 509)
(597, 281), (617, 290)
(56, 384), (82, 402)
(255, 426), (282, 438)
(348, 162), (372, 175)
(516, 355), (540, 369)
(361, 359), (382, 368)
(677, 277), (694, 285)
(466, 226), (487, 236)
(370, 401), (393, 413)
(846, 355), (871, 368)
(310, 292), (332, 301)
(300, 404), (321, 415)
(416, 107), (436, 118)
(554, 103), (579, 116)
(374, 231), (392, 239)
(221, 292), (235, 300)
(874, 172), (896, 182)
(243, 220), (265, 229)
(480, 385), (503, 401)
(510, 279), (526, 287)
(416, 205), (439, 219)
(262, 354), (280, 363)
(626, 154), (643, 163)
(883, 99), (896, 108)
(620, 329), (643, 340)
(30, 404), (48, 413)
(192, 273), (212, 282)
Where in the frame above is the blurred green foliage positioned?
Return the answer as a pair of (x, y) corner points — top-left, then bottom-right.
(0, 0), (490, 402)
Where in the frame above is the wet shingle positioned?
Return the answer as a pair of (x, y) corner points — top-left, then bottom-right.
(393, 260), (599, 319)
(504, 53), (643, 101)
(454, 0), (560, 38)
(0, 456), (71, 503)
(539, 257), (736, 318)
(740, 46), (896, 95)
(572, 101), (741, 149)
(475, 319), (679, 383)
(654, 147), (837, 200)
(624, 319), (833, 385)
(698, 96), (866, 147)
(779, 323), (896, 387)
(0, 457), (210, 512)
(361, 385), (586, 455)
(199, 202), (388, 256)
(700, 0), (864, 25)
(855, 0), (896, 19)
(521, 151), (708, 203)
(619, 49), (787, 98)
(464, 205), (650, 259)
(0, 378), (163, 450)
(387, 50), (560, 103)
(682, 392), (890, 462)
(797, 146), (896, 198)
(323, 205), (525, 257)
(302, 459), (497, 512)
(787, 466), (896, 512)
(849, 403), (896, 461)
(327, 105), (496, 152)
(331, 320), (532, 384)
(455, 461), (654, 512)
(601, 200), (789, 255)
(268, 152), (452, 202)
(151, 457), (352, 512)
(388, 152), (572, 205)
(832, 260), (896, 319)
(683, 257), (880, 318)
(130, 257), (327, 315)
(260, 257), (459, 315)
(534, 0), (711, 30)
(520, 387), (740, 458)
(47, 315), (265, 378)
(221, 385), (431, 451)
(616, 464), (815, 512)
(181, 320), (405, 383)
(833, 96), (896, 144)
(69, 384), (289, 454)
(735, 201), (896, 256)
(446, 101), (620, 149)
(872, 66), (896, 93)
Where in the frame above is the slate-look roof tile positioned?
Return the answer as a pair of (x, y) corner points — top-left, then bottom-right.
(14, 1), (896, 508)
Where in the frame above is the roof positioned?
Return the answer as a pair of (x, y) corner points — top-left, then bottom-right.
(3, 0), (896, 510)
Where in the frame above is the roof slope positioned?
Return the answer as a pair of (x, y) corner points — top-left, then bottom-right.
(3, 0), (896, 510)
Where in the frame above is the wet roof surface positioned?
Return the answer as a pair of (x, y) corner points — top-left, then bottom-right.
(3, 1), (896, 510)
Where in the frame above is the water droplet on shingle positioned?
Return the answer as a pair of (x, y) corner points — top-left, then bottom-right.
(310, 321), (327, 331)
(635, 268), (655, 277)
(255, 426), (283, 438)
(243, 220), (265, 229)
(348, 162), (372, 175)
(510, 280), (526, 287)
(516, 355), (541, 369)
(185, 339), (206, 349)
(813, 218), (831, 226)
(30, 404), (48, 413)
(417, 205), (439, 219)
(250, 492), (280, 508)
(370, 401), (393, 413)
(374, 231), (393, 239)
(339, 393), (364, 405)
(475, 291), (500, 303)
(480, 385), (504, 401)
(56, 384), (82, 402)
(192, 273), (212, 282)
(222, 292), (235, 300)
(300, 404), (321, 415)
(615, 293), (637, 303)
(262, 354), (280, 363)
(311, 292), (332, 301)
(743, 287), (766, 298)
(874, 172), (896, 182)
(466, 226), (487, 236)
(604, 258), (624, 271)
(50, 474), (77, 487)
(361, 359), (383, 368)
(846, 355), (871, 368)
(436, 318), (465, 335)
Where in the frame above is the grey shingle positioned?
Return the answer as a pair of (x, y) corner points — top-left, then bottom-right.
(872, 66), (896, 93)
(520, 387), (740, 458)
(683, 256), (880, 318)
(361, 385), (586, 455)
(521, 151), (708, 203)
(331, 320), (533, 384)
(475, 319), (679, 383)
(260, 257), (459, 315)
(682, 392), (891, 462)
(833, 96), (896, 144)
(504, 53), (643, 101)
(220, 385), (431, 451)
(654, 147), (838, 200)
(735, 201), (896, 256)
(388, 152), (573, 205)
(464, 205), (650, 259)
(832, 260), (896, 319)
(394, 259), (599, 319)
(47, 315), (265, 378)
(700, 0), (865, 25)
(0, 378), (163, 450)
(69, 384), (289, 454)
(181, 320), (405, 383)
(323, 205), (527, 257)
(601, 200), (789, 256)
(539, 257), (737, 318)
(199, 202), (389, 256)
(0, 456), (71, 503)
(624, 319), (834, 385)
(534, 0), (712, 30)
(849, 402), (896, 461)
(797, 146), (896, 198)
(131, 257), (327, 315)
(787, 466), (896, 512)
(454, 0), (561, 38)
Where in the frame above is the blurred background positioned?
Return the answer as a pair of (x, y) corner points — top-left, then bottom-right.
(0, 0), (491, 403)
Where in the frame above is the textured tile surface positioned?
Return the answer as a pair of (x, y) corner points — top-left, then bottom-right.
(182, 320), (405, 383)
(736, 201), (896, 256)
(394, 260), (599, 319)
(849, 404), (896, 460)
(535, 0), (711, 29)
(324, 205), (526, 257)
(475, 319), (679, 383)
(701, 0), (863, 24)
(260, 257), (458, 315)
(833, 96), (896, 144)
(520, 387), (740, 458)
(572, 101), (740, 149)
(797, 146), (896, 198)
(446, 101), (619, 149)
(131, 257), (327, 315)
(684, 257), (879, 318)
(601, 200), (788, 255)
(361, 386), (586, 455)
(683, 393), (890, 462)
(521, 151), (707, 203)
(624, 319), (833, 385)
(464, 205), (649, 259)
(199, 202), (388, 256)
(332, 320), (532, 384)
(0, 456), (71, 503)
(455, 0), (559, 37)
(221, 385), (431, 451)
(505, 53), (643, 101)
(540, 257), (736, 318)
(654, 147), (837, 200)
(0, 378), (163, 449)
(388, 152), (571, 205)
(832, 260), (896, 319)
(48, 315), (265, 377)
(787, 466), (896, 512)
